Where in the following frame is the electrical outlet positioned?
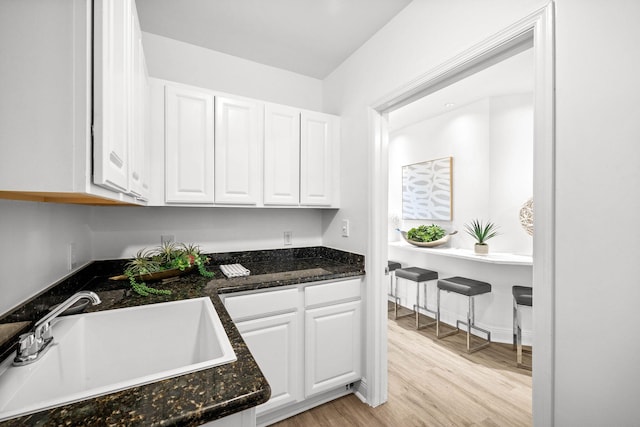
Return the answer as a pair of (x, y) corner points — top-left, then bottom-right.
(161, 235), (175, 244)
(284, 231), (292, 246)
(341, 219), (350, 237)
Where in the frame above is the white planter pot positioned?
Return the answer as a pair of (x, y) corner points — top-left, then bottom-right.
(474, 243), (489, 255)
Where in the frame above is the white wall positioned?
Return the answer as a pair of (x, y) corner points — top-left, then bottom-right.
(90, 207), (323, 260)
(389, 99), (492, 247)
(142, 32), (323, 111)
(0, 200), (92, 316)
(553, 1), (640, 425)
(389, 94), (533, 255)
(489, 94), (534, 254)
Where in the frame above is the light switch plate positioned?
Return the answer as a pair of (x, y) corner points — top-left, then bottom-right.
(341, 219), (350, 237)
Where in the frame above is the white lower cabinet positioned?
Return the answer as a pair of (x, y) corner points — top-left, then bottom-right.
(304, 300), (361, 397)
(235, 312), (302, 414)
(222, 278), (362, 423)
(200, 407), (256, 427)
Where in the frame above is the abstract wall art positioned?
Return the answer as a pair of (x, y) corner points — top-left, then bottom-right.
(402, 157), (452, 220)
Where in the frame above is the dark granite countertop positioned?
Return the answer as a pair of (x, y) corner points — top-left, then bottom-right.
(0, 247), (365, 426)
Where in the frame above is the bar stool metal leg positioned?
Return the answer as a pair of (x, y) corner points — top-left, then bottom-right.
(512, 286), (532, 370)
(415, 281), (436, 329)
(436, 288), (458, 339)
(454, 296), (491, 353)
(437, 288), (491, 353)
(513, 298), (517, 349)
(514, 300), (531, 370)
(387, 270), (401, 319)
(389, 276), (413, 320)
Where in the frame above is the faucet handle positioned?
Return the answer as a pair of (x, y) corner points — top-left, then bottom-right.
(16, 333), (37, 359)
(38, 322), (52, 341)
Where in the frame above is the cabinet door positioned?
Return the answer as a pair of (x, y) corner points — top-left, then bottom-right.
(128, 3), (149, 201)
(304, 300), (361, 397)
(215, 96), (263, 204)
(236, 312), (302, 415)
(300, 111), (338, 206)
(264, 104), (300, 205)
(93, 0), (133, 193)
(165, 85), (215, 203)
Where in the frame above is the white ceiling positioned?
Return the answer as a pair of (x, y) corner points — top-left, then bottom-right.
(135, 0), (413, 79)
(388, 48), (535, 131)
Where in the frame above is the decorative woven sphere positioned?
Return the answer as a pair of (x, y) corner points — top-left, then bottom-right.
(519, 198), (534, 236)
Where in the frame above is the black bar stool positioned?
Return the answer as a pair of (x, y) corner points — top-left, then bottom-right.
(436, 276), (492, 353)
(512, 285), (532, 369)
(394, 267), (439, 329)
(387, 261), (402, 318)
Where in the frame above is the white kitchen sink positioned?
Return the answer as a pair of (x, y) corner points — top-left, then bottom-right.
(0, 297), (236, 421)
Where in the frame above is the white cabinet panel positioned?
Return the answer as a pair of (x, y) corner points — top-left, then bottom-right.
(224, 288), (298, 321)
(236, 313), (302, 415)
(128, 4), (149, 201)
(264, 104), (300, 205)
(300, 112), (338, 206)
(200, 408), (256, 427)
(93, 0), (133, 193)
(305, 278), (361, 307)
(304, 300), (361, 397)
(215, 96), (263, 204)
(165, 85), (215, 203)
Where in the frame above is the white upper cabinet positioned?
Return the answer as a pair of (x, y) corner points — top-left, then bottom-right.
(128, 4), (150, 201)
(214, 96), (263, 205)
(165, 85), (215, 204)
(93, 0), (134, 194)
(300, 111), (339, 206)
(264, 104), (301, 206)
(0, 0), (149, 205)
(147, 79), (340, 208)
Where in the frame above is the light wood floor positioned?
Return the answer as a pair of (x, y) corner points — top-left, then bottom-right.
(273, 306), (532, 427)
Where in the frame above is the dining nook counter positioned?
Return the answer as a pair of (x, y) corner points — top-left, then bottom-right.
(388, 241), (533, 345)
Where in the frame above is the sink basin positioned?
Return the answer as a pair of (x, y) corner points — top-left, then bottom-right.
(0, 297), (236, 421)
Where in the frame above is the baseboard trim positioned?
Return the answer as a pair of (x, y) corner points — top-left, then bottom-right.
(257, 383), (359, 427)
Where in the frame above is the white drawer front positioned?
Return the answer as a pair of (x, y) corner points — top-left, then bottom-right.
(305, 278), (361, 307)
(224, 288), (298, 321)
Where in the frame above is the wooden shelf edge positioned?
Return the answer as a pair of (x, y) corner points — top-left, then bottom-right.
(0, 191), (137, 206)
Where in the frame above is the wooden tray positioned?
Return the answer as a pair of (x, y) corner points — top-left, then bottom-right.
(109, 266), (196, 282)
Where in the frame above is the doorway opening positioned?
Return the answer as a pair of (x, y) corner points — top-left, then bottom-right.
(365, 4), (554, 425)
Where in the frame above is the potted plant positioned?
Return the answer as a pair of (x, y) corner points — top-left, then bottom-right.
(110, 242), (214, 296)
(399, 224), (457, 248)
(464, 219), (499, 255)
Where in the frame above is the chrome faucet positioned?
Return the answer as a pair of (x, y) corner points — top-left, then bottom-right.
(13, 291), (101, 366)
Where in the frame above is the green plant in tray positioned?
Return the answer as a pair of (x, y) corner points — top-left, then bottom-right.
(407, 224), (446, 242)
(124, 243), (214, 296)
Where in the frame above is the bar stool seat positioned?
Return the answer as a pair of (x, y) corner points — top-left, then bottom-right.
(388, 261), (402, 272)
(512, 285), (532, 369)
(436, 276), (492, 353)
(513, 285), (532, 306)
(395, 267), (438, 329)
